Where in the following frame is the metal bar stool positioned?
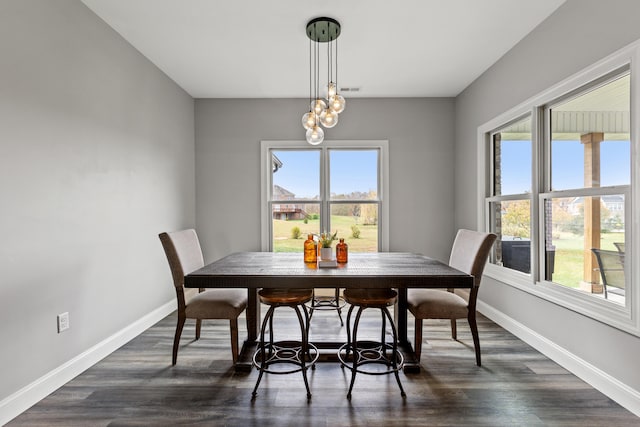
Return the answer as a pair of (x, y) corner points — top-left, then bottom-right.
(252, 288), (319, 400)
(338, 288), (405, 400)
(308, 288), (346, 326)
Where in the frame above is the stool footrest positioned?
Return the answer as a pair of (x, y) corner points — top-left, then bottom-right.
(337, 341), (404, 375)
(253, 340), (318, 375)
(307, 296), (346, 310)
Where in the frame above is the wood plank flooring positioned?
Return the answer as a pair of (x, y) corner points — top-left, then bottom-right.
(8, 307), (638, 426)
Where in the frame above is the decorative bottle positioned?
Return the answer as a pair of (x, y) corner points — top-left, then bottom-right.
(336, 238), (348, 263)
(304, 234), (317, 263)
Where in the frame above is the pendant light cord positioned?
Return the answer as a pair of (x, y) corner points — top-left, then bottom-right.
(327, 29), (331, 95)
(335, 33), (338, 91)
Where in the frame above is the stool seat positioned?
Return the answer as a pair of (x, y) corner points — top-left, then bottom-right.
(259, 288), (313, 305)
(343, 288), (397, 307)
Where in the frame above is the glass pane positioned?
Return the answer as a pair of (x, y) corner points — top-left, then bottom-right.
(550, 73), (630, 191)
(329, 203), (378, 252)
(329, 150), (378, 200)
(489, 199), (531, 274)
(272, 150), (320, 200)
(493, 116), (531, 196)
(544, 196), (626, 305)
(272, 203), (320, 252)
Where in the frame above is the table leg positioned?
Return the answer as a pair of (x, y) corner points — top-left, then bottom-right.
(246, 288), (259, 341)
(235, 288), (260, 372)
(397, 288), (408, 344)
(397, 288), (420, 373)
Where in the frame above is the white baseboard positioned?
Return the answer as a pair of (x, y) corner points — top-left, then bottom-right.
(478, 300), (640, 417)
(0, 300), (176, 426)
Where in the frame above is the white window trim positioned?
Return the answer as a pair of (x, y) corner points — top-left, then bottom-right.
(260, 140), (390, 252)
(477, 39), (640, 336)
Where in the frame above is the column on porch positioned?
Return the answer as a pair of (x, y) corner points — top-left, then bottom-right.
(581, 132), (603, 292)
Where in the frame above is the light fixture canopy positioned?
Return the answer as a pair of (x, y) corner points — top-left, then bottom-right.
(301, 17), (345, 145)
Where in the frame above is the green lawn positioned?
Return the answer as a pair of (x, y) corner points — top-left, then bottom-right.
(273, 215), (378, 252)
(549, 232), (624, 288)
(274, 217), (624, 290)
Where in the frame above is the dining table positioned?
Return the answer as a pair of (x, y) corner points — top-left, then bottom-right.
(184, 251), (474, 373)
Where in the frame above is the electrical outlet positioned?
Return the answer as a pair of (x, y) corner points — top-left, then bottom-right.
(57, 312), (69, 333)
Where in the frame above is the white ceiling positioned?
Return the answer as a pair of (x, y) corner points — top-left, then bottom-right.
(81, 0), (566, 99)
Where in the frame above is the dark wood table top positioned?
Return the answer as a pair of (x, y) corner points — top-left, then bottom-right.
(184, 252), (473, 289)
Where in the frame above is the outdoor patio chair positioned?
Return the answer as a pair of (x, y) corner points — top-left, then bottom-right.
(591, 248), (625, 300)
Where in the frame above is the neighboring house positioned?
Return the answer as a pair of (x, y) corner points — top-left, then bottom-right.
(567, 195), (625, 216)
(272, 185), (308, 220)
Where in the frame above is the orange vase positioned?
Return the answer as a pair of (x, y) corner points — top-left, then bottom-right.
(336, 238), (348, 263)
(304, 234), (317, 263)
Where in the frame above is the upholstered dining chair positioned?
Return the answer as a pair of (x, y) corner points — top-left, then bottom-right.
(159, 229), (247, 365)
(407, 229), (497, 366)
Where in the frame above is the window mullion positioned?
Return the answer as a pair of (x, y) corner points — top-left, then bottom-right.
(321, 146), (330, 233)
(532, 106), (543, 283)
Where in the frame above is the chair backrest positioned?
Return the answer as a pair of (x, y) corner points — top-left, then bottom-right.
(159, 229), (205, 289)
(614, 242), (625, 254)
(591, 248), (625, 291)
(449, 229), (497, 288)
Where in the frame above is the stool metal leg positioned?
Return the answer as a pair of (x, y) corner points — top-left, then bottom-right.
(335, 288), (344, 326)
(380, 309), (387, 358)
(347, 306), (365, 400)
(301, 304), (316, 371)
(308, 288), (344, 326)
(293, 305), (312, 400)
(343, 304), (356, 363)
(308, 290), (315, 322)
(383, 306), (406, 397)
(252, 304), (276, 398)
(268, 309), (275, 357)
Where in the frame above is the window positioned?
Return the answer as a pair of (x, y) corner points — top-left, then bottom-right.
(261, 140), (389, 253)
(478, 43), (638, 335)
(487, 116), (533, 274)
(542, 71), (630, 303)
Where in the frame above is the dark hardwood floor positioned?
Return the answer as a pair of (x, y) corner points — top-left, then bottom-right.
(9, 306), (638, 426)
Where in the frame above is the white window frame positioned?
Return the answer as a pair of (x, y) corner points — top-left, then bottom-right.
(260, 140), (389, 252)
(477, 40), (640, 335)
(485, 114), (535, 274)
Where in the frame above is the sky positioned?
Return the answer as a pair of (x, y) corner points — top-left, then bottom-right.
(272, 149), (378, 199)
(272, 142), (630, 199)
(500, 139), (630, 194)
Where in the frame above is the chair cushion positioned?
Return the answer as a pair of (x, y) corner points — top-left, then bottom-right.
(407, 289), (468, 319)
(185, 289), (247, 319)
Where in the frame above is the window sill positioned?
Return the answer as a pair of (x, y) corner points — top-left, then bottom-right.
(484, 264), (639, 337)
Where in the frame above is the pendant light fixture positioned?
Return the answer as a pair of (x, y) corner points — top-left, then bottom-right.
(302, 17), (345, 145)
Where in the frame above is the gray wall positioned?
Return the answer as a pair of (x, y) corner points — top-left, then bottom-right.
(195, 98), (456, 263)
(0, 0), (195, 401)
(455, 0), (640, 392)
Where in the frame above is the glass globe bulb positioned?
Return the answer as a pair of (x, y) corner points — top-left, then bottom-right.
(328, 94), (346, 114)
(319, 108), (338, 128)
(311, 98), (327, 116)
(306, 125), (324, 145)
(301, 111), (317, 130)
(326, 82), (337, 99)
